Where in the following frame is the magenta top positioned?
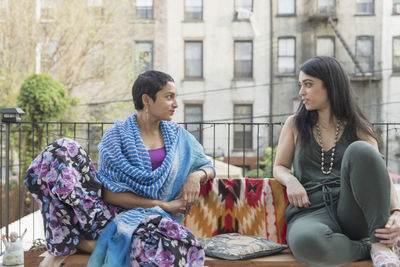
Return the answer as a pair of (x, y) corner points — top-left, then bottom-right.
(148, 146), (167, 171)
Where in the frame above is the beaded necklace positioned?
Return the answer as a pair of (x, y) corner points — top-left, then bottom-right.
(315, 121), (341, 175)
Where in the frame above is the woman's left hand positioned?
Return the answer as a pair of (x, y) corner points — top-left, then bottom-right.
(176, 172), (201, 214)
(375, 211), (400, 247)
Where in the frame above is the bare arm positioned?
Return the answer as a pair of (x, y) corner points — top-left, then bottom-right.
(102, 188), (186, 215)
(273, 115), (310, 208)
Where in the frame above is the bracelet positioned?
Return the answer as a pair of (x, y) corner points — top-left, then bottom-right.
(197, 168), (208, 185)
(390, 208), (400, 214)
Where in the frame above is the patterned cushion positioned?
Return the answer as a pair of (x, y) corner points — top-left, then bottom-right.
(183, 178), (288, 244)
(199, 233), (288, 260)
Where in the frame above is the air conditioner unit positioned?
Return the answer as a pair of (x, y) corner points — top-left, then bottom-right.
(236, 8), (252, 20)
(395, 4), (400, 14)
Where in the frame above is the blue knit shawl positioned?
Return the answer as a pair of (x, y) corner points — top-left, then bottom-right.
(88, 114), (214, 267)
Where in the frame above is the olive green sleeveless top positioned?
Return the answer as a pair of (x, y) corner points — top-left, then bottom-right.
(285, 124), (357, 223)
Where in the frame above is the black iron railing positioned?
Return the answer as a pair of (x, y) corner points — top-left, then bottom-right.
(0, 121), (399, 251)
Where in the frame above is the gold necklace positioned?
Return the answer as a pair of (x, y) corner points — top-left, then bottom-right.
(315, 121), (341, 175)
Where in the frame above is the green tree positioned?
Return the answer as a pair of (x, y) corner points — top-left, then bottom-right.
(17, 74), (78, 169)
(245, 146), (277, 178)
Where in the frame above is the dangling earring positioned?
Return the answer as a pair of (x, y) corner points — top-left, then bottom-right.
(145, 106), (149, 122)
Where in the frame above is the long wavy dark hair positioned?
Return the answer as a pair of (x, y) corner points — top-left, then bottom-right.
(295, 56), (377, 146)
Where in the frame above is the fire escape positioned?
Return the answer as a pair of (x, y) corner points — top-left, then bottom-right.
(307, 2), (366, 77)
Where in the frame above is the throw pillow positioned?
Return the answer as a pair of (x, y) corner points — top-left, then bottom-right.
(199, 233), (288, 260)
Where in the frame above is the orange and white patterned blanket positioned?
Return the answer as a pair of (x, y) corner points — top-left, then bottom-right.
(183, 178), (288, 244)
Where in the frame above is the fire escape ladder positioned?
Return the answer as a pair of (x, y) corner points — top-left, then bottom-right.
(327, 17), (365, 77)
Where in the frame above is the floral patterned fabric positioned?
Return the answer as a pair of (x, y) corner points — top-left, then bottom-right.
(130, 215), (205, 267)
(24, 138), (119, 256)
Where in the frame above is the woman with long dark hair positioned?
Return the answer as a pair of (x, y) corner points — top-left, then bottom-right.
(274, 56), (400, 266)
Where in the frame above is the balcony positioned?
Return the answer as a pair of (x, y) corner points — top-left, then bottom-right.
(0, 120), (399, 253)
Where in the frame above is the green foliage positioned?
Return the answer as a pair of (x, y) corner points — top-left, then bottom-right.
(16, 74), (78, 171)
(17, 74), (77, 122)
(246, 146), (277, 178)
(245, 168), (266, 178)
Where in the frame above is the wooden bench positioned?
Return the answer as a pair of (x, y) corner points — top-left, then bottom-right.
(24, 178), (372, 266)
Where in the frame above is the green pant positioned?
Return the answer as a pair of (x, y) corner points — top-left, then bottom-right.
(287, 141), (391, 266)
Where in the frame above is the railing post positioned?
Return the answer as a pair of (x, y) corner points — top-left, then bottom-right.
(0, 108), (25, 238)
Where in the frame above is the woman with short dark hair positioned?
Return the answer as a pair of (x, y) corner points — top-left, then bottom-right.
(25, 70), (215, 267)
(274, 56), (400, 266)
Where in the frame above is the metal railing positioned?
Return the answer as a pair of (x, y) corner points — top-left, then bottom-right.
(0, 121), (400, 252)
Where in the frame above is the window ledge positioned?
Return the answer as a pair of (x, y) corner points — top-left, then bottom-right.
(134, 19), (155, 23)
(232, 77), (254, 82)
(182, 19), (204, 23)
(182, 78), (204, 82)
(391, 72), (400, 77)
(276, 14), (296, 17)
(354, 13), (375, 16)
(275, 74), (296, 78)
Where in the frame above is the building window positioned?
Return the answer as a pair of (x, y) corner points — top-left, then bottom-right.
(234, 41), (253, 78)
(185, 0), (202, 20)
(235, 0), (252, 20)
(39, 0), (56, 22)
(184, 104), (203, 144)
(0, 0), (7, 21)
(135, 41), (153, 75)
(233, 104), (252, 149)
(393, 37), (400, 73)
(317, 37), (335, 57)
(185, 41), (203, 78)
(87, 43), (104, 79)
(278, 37), (296, 75)
(136, 0), (153, 19)
(36, 42), (57, 75)
(355, 36), (374, 75)
(394, 0), (400, 14)
(356, 0), (374, 15)
(87, 0), (104, 19)
(278, 0), (295, 15)
(318, 0), (335, 15)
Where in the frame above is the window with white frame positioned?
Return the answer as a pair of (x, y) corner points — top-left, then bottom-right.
(234, 41), (253, 78)
(355, 36), (374, 75)
(393, 37), (400, 73)
(87, 43), (104, 79)
(40, 0), (56, 22)
(278, 0), (295, 15)
(87, 0), (104, 19)
(317, 37), (335, 57)
(185, 41), (203, 78)
(278, 37), (296, 75)
(0, 0), (7, 21)
(235, 0), (252, 20)
(394, 0), (400, 14)
(36, 42), (57, 75)
(318, 0), (335, 14)
(136, 0), (153, 19)
(135, 41), (153, 75)
(356, 0), (374, 14)
(184, 104), (203, 144)
(185, 0), (202, 20)
(233, 104), (252, 149)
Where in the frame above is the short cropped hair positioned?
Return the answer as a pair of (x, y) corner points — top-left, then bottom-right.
(132, 70), (174, 110)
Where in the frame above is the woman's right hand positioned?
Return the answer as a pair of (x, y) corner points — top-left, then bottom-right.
(159, 198), (187, 217)
(286, 179), (311, 208)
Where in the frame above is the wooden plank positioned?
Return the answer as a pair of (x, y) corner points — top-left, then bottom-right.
(25, 250), (372, 267)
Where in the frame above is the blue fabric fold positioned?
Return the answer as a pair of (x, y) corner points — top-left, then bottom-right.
(88, 114), (215, 266)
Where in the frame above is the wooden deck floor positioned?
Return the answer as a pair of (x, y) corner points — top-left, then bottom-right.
(24, 249), (373, 267)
